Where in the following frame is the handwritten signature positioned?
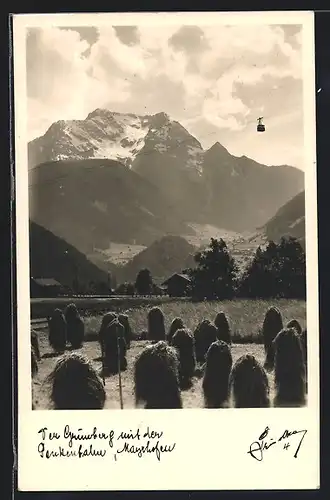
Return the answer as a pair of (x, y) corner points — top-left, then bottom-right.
(247, 426), (308, 462)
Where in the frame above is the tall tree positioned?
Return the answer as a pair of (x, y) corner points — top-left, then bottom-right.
(188, 238), (238, 300)
(135, 268), (153, 295)
(239, 237), (306, 299)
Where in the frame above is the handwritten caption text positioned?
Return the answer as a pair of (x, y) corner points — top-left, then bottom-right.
(37, 425), (176, 462)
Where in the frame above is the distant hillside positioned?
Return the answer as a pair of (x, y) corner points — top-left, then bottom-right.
(202, 142), (304, 232)
(29, 158), (193, 254)
(29, 108), (304, 235)
(258, 190), (305, 246)
(119, 235), (197, 282)
(29, 221), (114, 289)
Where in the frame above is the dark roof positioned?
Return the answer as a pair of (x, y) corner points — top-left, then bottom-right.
(162, 273), (191, 286)
(31, 278), (63, 287)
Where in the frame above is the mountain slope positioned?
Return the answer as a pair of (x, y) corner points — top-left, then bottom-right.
(29, 221), (113, 288)
(131, 112), (205, 219)
(202, 142), (304, 231)
(28, 109), (203, 173)
(261, 190), (305, 245)
(29, 110), (205, 221)
(28, 108), (304, 235)
(119, 235), (196, 282)
(29, 158), (193, 254)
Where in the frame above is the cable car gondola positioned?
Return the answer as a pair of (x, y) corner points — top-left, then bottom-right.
(257, 117), (265, 132)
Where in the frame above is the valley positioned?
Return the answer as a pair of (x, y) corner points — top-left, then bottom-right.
(28, 108), (305, 288)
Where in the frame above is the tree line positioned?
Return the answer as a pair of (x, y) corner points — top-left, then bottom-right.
(69, 236), (306, 300)
(105, 236), (306, 300)
(187, 236), (305, 300)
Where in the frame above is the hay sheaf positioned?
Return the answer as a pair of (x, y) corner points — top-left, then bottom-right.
(301, 328), (308, 392)
(48, 352), (106, 410)
(147, 307), (166, 342)
(301, 328), (307, 364)
(171, 328), (196, 389)
(167, 317), (185, 344)
(99, 312), (118, 355)
(134, 341), (182, 409)
(64, 304), (85, 349)
(48, 308), (67, 352)
(118, 314), (133, 349)
(31, 329), (41, 361)
(286, 319), (303, 336)
(102, 319), (127, 375)
(194, 319), (218, 364)
(262, 306), (283, 371)
(68, 315), (85, 349)
(230, 354), (270, 408)
(31, 346), (38, 377)
(64, 303), (78, 323)
(202, 340), (233, 408)
(273, 328), (306, 407)
(214, 312), (232, 345)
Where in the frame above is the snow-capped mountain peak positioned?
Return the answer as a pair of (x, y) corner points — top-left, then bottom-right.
(28, 108), (204, 172)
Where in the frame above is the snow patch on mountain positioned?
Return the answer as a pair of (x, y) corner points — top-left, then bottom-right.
(30, 108), (204, 175)
(186, 144), (204, 173)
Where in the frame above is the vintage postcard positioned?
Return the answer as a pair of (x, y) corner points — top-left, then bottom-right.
(13, 11), (319, 491)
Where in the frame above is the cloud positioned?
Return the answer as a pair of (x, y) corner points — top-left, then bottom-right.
(113, 26), (140, 46)
(26, 22), (304, 167)
(168, 25), (210, 53)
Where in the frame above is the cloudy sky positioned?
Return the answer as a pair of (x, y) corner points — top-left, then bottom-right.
(26, 23), (304, 168)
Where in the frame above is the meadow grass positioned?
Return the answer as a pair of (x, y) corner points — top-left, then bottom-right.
(31, 298), (306, 410)
(82, 298), (306, 344)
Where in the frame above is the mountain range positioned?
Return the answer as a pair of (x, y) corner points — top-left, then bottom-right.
(29, 158), (193, 254)
(30, 188), (306, 292)
(261, 190), (305, 246)
(118, 235), (196, 283)
(29, 109), (304, 249)
(29, 221), (110, 289)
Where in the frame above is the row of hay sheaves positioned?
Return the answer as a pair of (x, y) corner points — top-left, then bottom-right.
(31, 305), (307, 410)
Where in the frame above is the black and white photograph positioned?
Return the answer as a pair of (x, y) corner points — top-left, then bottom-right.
(13, 10), (319, 492)
(21, 16), (315, 412)
(13, 8), (319, 491)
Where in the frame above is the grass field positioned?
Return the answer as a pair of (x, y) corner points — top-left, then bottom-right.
(82, 298), (306, 344)
(31, 298), (306, 410)
(89, 243), (147, 266)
